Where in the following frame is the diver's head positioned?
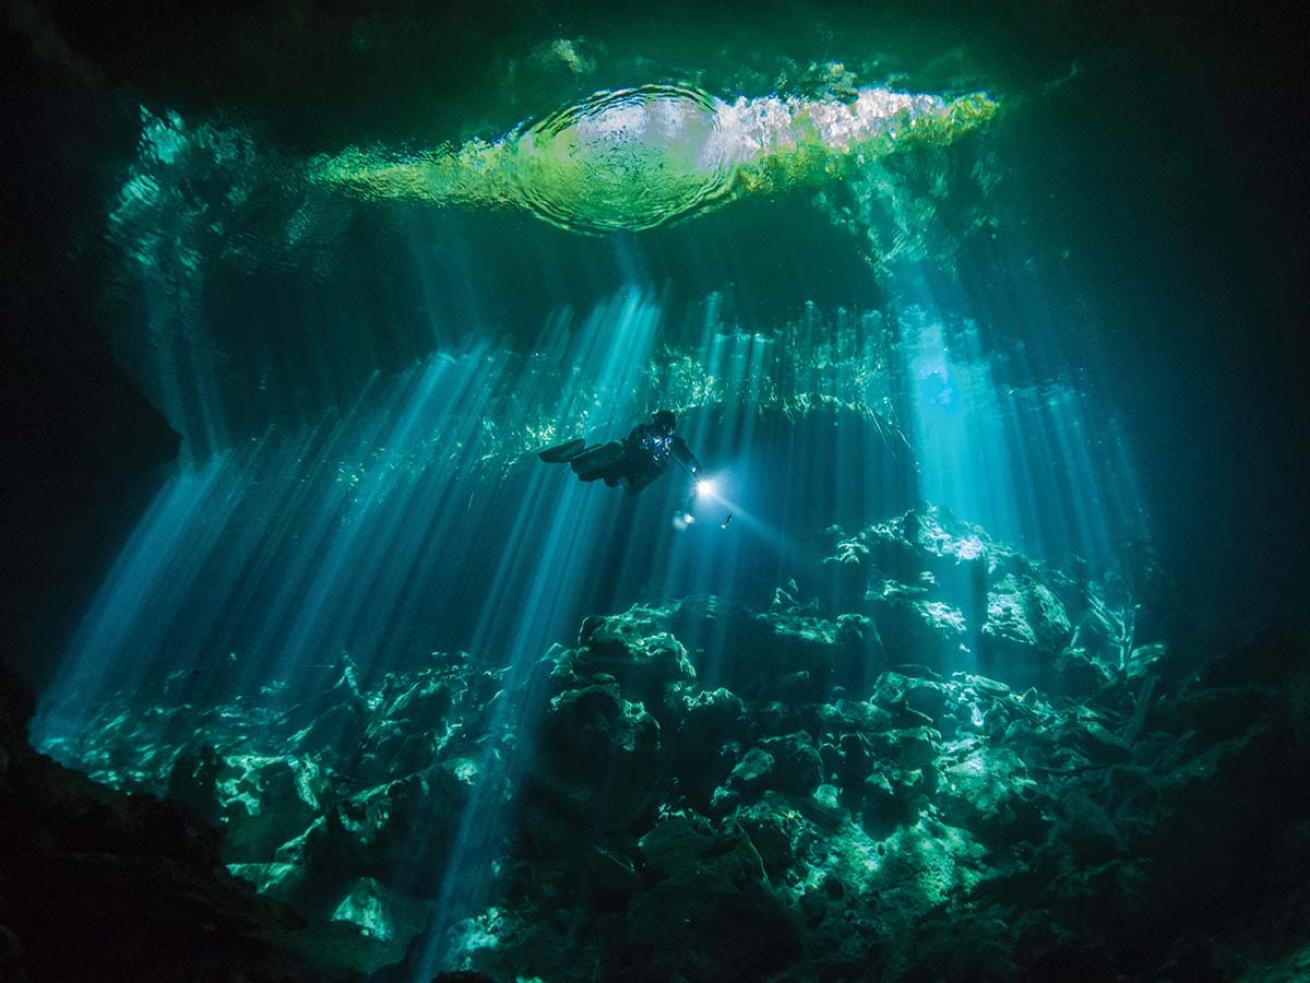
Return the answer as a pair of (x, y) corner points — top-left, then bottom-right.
(652, 410), (677, 435)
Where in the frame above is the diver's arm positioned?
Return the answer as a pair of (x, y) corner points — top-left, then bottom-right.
(671, 437), (700, 474)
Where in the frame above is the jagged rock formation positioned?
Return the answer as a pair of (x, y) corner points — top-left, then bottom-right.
(0, 661), (309, 983)
(38, 508), (1310, 981)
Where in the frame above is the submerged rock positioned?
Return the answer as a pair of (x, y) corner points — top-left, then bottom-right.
(536, 681), (665, 828)
(0, 661), (311, 982)
(35, 512), (1310, 983)
(618, 814), (799, 981)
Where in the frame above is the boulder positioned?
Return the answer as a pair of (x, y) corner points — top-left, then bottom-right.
(322, 876), (431, 975)
(218, 754), (323, 862)
(564, 616), (697, 717)
(980, 573), (1071, 668)
(384, 672), (458, 731)
(671, 687), (750, 807)
(735, 794), (807, 881)
(616, 814), (800, 981)
(727, 746), (776, 795)
(870, 725), (941, 771)
(936, 745), (1040, 842)
(534, 682), (664, 829)
(758, 732), (825, 796)
(873, 597), (968, 668)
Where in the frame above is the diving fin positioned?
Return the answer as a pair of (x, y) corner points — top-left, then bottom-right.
(538, 438), (586, 463)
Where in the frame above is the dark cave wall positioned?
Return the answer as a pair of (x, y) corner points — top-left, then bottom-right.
(1, 27), (179, 689)
(0, 658), (311, 983)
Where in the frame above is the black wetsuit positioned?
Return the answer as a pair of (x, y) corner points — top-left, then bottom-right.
(619, 422), (700, 492)
(565, 424), (699, 493)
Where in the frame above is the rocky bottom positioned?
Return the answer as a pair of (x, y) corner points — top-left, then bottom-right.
(10, 507), (1310, 981)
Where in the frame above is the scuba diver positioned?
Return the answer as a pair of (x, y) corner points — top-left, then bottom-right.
(539, 410), (700, 494)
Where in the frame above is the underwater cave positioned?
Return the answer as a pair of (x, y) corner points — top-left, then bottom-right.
(3, 2), (1309, 981)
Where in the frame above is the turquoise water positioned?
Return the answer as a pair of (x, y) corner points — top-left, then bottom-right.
(12, 4), (1308, 980)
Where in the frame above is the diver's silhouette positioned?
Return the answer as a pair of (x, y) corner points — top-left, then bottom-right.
(539, 410), (701, 494)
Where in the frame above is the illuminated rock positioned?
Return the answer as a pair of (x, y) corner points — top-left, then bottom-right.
(32, 513), (1310, 983)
